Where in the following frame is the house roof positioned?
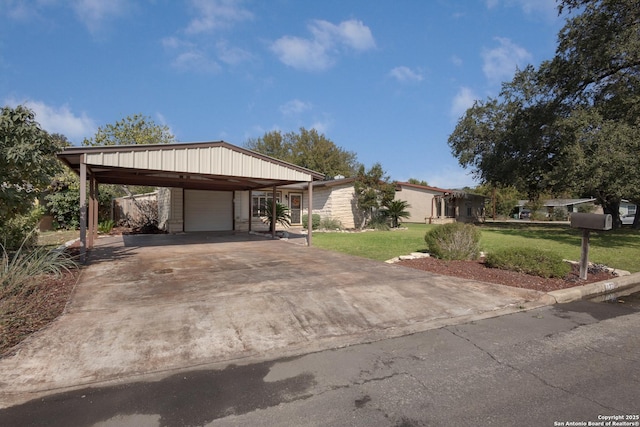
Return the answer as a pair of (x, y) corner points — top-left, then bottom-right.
(58, 141), (325, 192)
(395, 181), (452, 194)
(516, 198), (596, 208)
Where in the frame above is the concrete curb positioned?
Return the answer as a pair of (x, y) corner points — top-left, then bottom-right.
(547, 271), (640, 304)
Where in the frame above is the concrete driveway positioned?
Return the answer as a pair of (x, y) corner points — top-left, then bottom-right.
(0, 232), (550, 407)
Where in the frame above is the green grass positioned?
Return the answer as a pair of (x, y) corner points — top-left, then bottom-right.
(312, 222), (640, 273)
(37, 230), (79, 249)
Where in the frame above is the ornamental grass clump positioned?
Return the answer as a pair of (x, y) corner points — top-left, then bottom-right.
(424, 222), (481, 260)
(485, 247), (571, 278)
(1, 237), (77, 298)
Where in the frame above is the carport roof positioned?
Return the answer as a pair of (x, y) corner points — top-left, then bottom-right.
(58, 141), (325, 191)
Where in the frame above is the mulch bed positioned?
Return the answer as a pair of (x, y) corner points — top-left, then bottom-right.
(0, 269), (80, 355)
(397, 257), (617, 293)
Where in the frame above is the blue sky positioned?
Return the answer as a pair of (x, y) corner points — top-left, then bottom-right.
(1, 0), (564, 188)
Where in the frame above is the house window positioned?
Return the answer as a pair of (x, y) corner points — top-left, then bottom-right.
(629, 205), (637, 215)
(467, 206), (472, 217)
(252, 192), (281, 217)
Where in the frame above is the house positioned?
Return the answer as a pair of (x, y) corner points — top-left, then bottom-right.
(155, 178), (486, 233)
(394, 182), (486, 224)
(515, 198), (600, 219)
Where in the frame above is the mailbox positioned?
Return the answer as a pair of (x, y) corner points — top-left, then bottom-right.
(570, 213), (612, 231)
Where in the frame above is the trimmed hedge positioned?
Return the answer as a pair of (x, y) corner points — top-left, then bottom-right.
(485, 247), (571, 278)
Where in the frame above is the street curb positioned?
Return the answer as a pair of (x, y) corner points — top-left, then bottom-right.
(547, 271), (640, 304)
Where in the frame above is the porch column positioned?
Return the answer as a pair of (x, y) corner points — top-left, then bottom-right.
(88, 176), (96, 249)
(271, 185), (277, 239)
(307, 181), (313, 246)
(93, 181), (99, 245)
(248, 190), (252, 232)
(79, 157), (87, 264)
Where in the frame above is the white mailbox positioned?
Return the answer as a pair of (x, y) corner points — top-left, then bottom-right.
(570, 213), (612, 231)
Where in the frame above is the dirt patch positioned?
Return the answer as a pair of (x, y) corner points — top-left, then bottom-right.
(1, 269), (79, 355)
(397, 257), (616, 293)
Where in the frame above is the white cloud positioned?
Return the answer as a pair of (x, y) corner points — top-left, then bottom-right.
(173, 50), (221, 73)
(215, 40), (253, 65)
(271, 19), (375, 71)
(450, 55), (463, 67)
(450, 87), (478, 119)
(481, 37), (532, 84)
(162, 37), (221, 72)
(270, 36), (333, 71)
(185, 0), (253, 34)
(309, 119), (330, 135)
(389, 66), (423, 83)
(5, 98), (97, 142)
(71, 0), (129, 34)
(279, 99), (312, 116)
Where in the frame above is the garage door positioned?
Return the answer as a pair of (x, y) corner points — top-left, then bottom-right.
(184, 190), (233, 232)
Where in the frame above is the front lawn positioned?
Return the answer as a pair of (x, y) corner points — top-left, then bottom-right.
(311, 223), (640, 273)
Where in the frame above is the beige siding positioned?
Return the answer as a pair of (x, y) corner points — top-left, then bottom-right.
(234, 190), (250, 231)
(85, 145), (314, 181)
(159, 187), (183, 233)
(302, 183), (357, 229)
(394, 187), (441, 222)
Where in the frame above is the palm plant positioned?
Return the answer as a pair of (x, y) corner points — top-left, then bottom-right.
(383, 200), (411, 228)
(262, 202), (291, 231)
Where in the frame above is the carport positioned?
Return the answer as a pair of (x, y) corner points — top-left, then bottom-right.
(58, 141), (325, 261)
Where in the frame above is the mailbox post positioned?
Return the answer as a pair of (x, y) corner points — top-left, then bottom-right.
(569, 213), (613, 280)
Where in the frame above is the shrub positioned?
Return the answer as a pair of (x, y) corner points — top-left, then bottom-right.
(0, 207), (43, 251)
(302, 214), (321, 230)
(485, 247), (571, 278)
(319, 217), (343, 230)
(424, 222), (481, 260)
(367, 213), (390, 231)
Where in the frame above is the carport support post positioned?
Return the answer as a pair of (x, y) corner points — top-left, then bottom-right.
(271, 185), (277, 239)
(579, 229), (590, 280)
(79, 158), (87, 264)
(307, 181), (313, 246)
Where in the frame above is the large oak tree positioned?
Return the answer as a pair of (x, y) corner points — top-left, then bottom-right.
(448, 0), (640, 227)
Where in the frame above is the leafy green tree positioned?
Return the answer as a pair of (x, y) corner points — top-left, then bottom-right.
(245, 128), (358, 179)
(448, 0), (640, 228)
(83, 113), (175, 146)
(354, 163), (395, 229)
(474, 184), (523, 219)
(80, 114), (177, 222)
(383, 199), (411, 228)
(1, 106), (64, 248)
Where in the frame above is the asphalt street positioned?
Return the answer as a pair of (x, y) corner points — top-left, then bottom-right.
(1, 299), (638, 427)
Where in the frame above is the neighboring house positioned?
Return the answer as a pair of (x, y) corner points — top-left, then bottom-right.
(394, 182), (486, 224)
(515, 198), (600, 219)
(620, 200), (637, 216)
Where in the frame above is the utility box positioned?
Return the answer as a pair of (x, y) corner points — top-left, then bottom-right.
(570, 213), (612, 231)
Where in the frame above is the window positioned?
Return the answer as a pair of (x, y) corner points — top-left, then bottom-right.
(467, 206), (472, 217)
(252, 191), (281, 217)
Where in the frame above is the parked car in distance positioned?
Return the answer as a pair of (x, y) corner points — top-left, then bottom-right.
(621, 213), (636, 225)
(519, 210), (531, 219)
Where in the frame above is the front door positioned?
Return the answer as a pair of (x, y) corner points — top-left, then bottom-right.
(290, 193), (302, 224)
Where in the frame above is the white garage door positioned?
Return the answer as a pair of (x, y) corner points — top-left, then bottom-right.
(184, 190), (233, 232)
